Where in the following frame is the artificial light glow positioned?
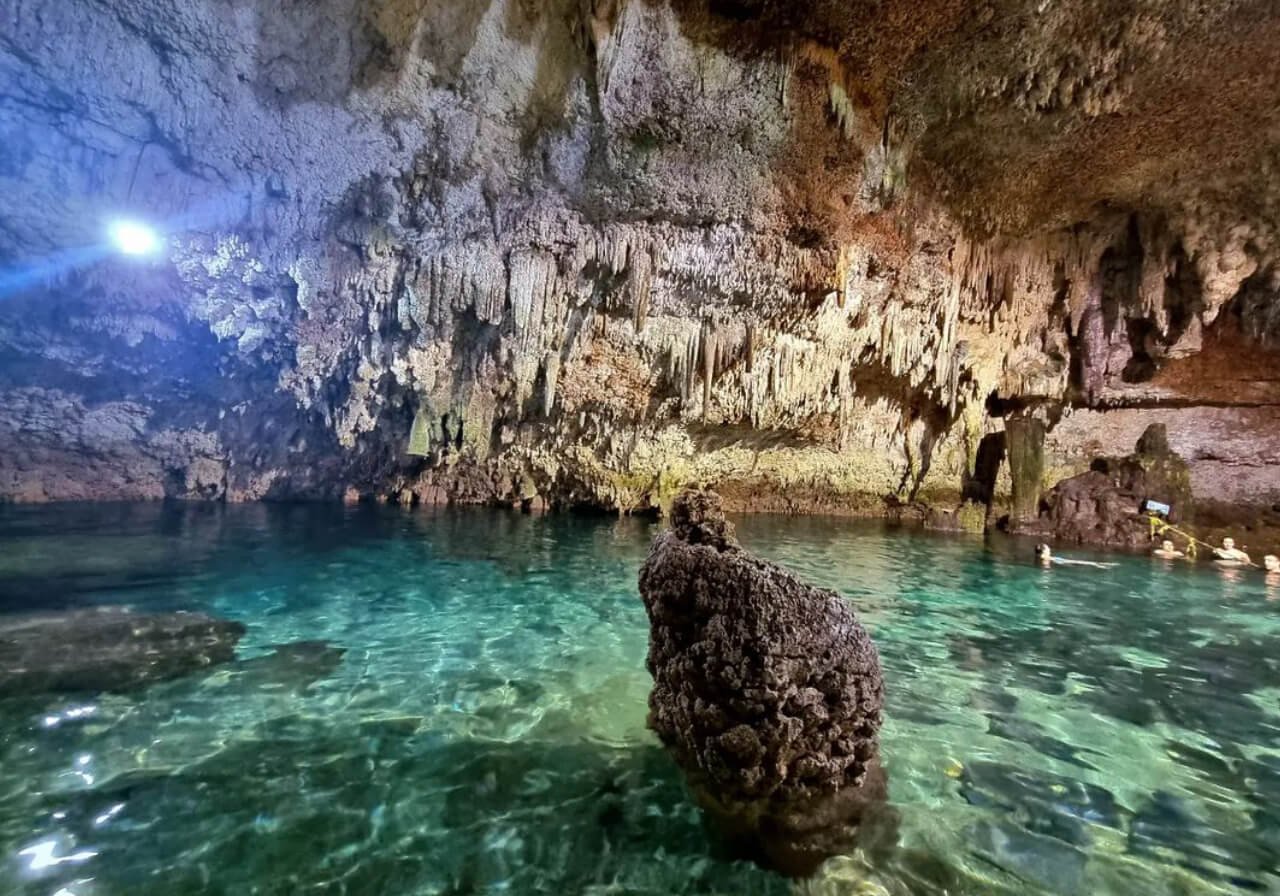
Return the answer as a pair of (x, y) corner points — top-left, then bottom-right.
(107, 219), (161, 256)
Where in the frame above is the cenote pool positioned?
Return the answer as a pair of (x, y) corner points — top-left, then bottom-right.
(1, 503), (1278, 895)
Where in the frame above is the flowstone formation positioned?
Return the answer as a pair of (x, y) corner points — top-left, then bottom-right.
(638, 489), (891, 874)
(2, 0), (1280, 520)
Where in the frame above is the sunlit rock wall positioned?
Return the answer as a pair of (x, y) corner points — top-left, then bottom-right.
(1, 0), (1278, 516)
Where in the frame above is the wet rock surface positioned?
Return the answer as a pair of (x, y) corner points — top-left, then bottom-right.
(1015, 424), (1193, 549)
(220, 641), (348, 693)
(0, 607), (246, 697)
(637, 489), (890, 874)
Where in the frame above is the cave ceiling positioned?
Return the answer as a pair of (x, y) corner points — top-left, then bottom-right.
(1, 0), (1279, 509)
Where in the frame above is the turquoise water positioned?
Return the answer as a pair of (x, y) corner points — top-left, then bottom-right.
(0, 503), (1278, 896)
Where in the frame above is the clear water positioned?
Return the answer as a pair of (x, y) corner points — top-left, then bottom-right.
(1, 503), (1278, 896)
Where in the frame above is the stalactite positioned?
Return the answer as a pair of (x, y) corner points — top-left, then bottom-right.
(778, 49), (794, 107)
(700, 320), (716, 421)
(684, 327), (700, 405)
(593, 0), (630, 98)
(407, 406), (431, 456)
(409, 244), (506, 330)
(506, 249), (564, 412)
(829, 84), (856, 140)
(630, 244), (653, 334)
(542, 354), (559, 417)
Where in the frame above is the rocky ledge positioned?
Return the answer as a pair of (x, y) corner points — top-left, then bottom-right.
(1013, 423), (1192, 550)
(638, 489), (893, 874)
(0, 607), (246, 697)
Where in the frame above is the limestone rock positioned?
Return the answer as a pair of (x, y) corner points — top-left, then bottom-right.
(0, 607), (246, 697)
(1017, 424), (1193, 548)
(638, 489), (889, 873)
(1006, 414), (1047, 525)
(220, 640), (346, 693)
(1, 0), (1279, 516)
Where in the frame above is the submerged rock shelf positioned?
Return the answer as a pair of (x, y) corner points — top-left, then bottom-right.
(0, 607), (245, 697)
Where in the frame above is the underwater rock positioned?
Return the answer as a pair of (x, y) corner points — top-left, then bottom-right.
(971, 819), (1088, 894)
(959, 760), (1124, 841)
(219, 640), (346, 692)
(1015, 424), (1193, 548)
(1128, 790), (1275, 885)
(0, 607), (245, 697)
(638, 488), (890, 875)
(985, 713), (1099, 770)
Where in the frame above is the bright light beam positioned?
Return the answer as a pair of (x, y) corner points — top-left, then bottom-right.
(0, 195), (239, 300)
(107, 218), (161, 256)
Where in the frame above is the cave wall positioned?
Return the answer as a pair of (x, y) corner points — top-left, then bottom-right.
(2, 0), (1279, 515)
(1046, 407), (1280, 510)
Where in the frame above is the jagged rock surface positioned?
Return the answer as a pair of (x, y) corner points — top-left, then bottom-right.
(1, 0), (1279, 515)
(0, 607), (246, 697)
(637, 489), (885, 871)
(1016, 423), (1193, 549)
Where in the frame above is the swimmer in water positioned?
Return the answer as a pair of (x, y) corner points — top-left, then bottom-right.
(1151, 539), (1185, 560)
(1262, 555), (1280, 601)
(1035, 543), (1118, 569)
(1212, 537), (1252, 567)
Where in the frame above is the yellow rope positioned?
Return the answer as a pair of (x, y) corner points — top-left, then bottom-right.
(1147, 514), (1257, 565)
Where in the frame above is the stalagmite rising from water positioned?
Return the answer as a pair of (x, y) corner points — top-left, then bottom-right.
(638, 489), (894, 874)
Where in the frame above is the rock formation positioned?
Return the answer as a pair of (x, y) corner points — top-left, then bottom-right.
(1015, 423), (1194, 549)
(224, 640), (348, 693)
(1, 1), (1279, 519)
(0, 607), (246, 697)
(1005, 414), (1048, 526)
(638, 489), (890, 874)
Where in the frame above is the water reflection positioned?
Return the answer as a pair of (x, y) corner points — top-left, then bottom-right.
(701, 760), (899, 878)
(0, 504), (1275, 893)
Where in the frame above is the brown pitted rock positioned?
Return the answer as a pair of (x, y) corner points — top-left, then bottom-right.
(1020, 469), (1150, 549)
(638, 489), (889, 874)
(1017, 423), (1194, 548)
(0, 607), (246, 697)
(667, 486), (736, 548)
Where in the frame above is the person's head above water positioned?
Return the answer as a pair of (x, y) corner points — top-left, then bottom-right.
(1161, 540), (1175, 551)
(1035, 543), (1051, 560)
(1265, 554), (1280, 573)
(1223, 537), (1236, 550)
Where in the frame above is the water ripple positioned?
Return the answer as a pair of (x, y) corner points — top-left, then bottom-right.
(0, 503), (1275, 894)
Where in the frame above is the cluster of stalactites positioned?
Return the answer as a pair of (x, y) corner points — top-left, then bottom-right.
(944, 213), (1277, 405)
(297, 199), (1277, 463)
(351, 222), (1069, 449)
(384, 222), (830, 422)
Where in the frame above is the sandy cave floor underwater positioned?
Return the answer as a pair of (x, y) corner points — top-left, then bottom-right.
(0, 501), (1278, 895)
